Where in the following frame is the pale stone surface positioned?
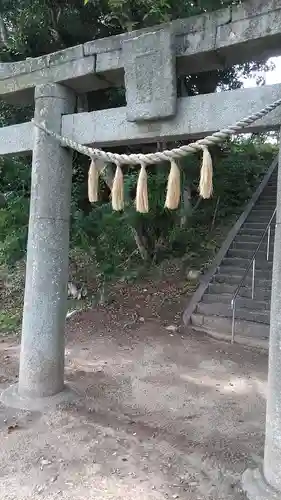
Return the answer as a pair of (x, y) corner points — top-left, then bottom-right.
(2, 82), (281, 157)
(16, 83), (75, 401)
(0, 122), (33, 156)
(1, 383), (77, 411)
(62, 83), (281, 147)
(123, 28), (176, 122)
(0, 57), (96, 103)
(242, 133), (281, 499)
(231, 0), (280, 21)
(242, 468), (281, 500)
(263, 140), (281, 491)
(1, 2), (281, 103)
(0, 318), (271, 500)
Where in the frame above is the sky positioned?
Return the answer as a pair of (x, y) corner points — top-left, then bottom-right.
(240, 56), (281, 142)
(243, 56), (281, 88)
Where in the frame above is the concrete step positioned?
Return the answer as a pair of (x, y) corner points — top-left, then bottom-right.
(249, 206), (276, 213)
(250, 206), (276, 213)
(232, 240), (274, 252)
(213, 273), (272, 288)
(227, 248), (273, 260)
(242, 222), (272, 231)
(223, 256), (273, 268)
(202, 293), (270, 310)
(220, 263), (272, 278)
(246, 219), (275, 226)
(254, 205), (276, 211)
(196, 302), (270, 324)
(234, 234), (273, 243)
(191, 313), (269, 344)
(249, 211), (275, 220)
(256, 196), (276, 200)
(208, 282), (272, 300)
(241, 222), (275, 230)
(246, 219), (275, 228)
(258, 197), (277, 204)
(239, 227), (275, 237)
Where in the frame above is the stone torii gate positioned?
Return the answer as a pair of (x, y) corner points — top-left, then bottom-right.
(1, 1), (281, 498)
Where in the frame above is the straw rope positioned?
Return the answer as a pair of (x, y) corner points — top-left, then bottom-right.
(32, 97), (281, 166)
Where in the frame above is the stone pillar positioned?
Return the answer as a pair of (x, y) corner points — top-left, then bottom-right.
(242, 134), (281, 499)
(7, 83), (75, 405)
(17, 83), (75, 399)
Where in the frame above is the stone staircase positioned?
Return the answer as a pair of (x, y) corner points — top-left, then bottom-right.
(190, 163), (277, 348)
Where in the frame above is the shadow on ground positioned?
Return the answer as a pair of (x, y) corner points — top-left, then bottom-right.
(0, 308), (268, 500)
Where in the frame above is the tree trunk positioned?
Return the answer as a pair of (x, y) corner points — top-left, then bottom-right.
(180, 186), (192, 227)
(0, 14), (8, 48)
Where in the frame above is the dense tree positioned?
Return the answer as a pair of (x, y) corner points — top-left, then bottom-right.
(0, 0), (277, 274)
(0, 0), (273, 92)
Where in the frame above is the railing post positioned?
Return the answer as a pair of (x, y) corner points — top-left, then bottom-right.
(267, 225), (271, 261)
(251, 258), (256, 299)
(231, 300), (236, 344)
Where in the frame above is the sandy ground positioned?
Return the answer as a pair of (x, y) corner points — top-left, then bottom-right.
(0, 300), (268, 500)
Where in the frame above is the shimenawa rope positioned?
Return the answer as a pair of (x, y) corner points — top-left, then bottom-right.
(32, 96), (281, 211)
(32, 97), (281, 165)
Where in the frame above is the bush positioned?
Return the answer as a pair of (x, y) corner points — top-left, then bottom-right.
(0, 138), (277, 287)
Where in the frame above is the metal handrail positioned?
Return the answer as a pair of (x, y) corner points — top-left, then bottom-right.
(230, 206), (276, 343)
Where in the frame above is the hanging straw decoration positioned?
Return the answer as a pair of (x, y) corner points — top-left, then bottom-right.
(165, 159), (181, 210)
(136, 163), (149, 213)
(88, 158), (99, 203)
(112, 162), (124, 211)
(199, 146), (213, 199)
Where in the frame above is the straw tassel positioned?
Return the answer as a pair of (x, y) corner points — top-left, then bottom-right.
(165, 159), (181, 210)
(136, 163), (149, 213)
(88, 159), (99, 203)
(199, 146), (213, 199)
(112, 163), (124, 211)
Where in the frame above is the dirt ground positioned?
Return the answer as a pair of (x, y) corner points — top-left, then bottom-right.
(0, 282), (268, 500)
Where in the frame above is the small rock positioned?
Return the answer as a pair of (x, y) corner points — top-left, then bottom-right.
(187, 269), (200, 280)
(139, 317), (145, 322)
(41, 459), (52, 466)
(35, 485), (45, 494)
(166, 325), (178, 332)
(7, 423), (19, 434)
(50, 475), (58, 483)
(172, 495), (179, 499)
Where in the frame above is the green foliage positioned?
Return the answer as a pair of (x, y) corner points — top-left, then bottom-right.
(0, 157), (30, 265)
(67, 139), (276, 285)
(0, 0), (278, 314)
(0, 140), (276, 275)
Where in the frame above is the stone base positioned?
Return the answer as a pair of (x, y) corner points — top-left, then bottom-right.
(242, 468), (281, 500)
(0, 383), (79, 411)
